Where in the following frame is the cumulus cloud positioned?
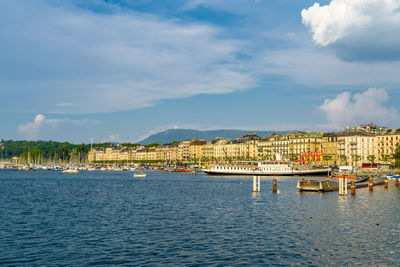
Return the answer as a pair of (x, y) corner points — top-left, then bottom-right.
(18, 114), (90, 140)
(0, 0), (255, 114)
(302, 0), (400, 61)
(319, 88), (400, 129)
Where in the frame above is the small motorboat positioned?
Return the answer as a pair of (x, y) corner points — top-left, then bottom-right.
(61, 169), (79, 174)
(134, 171), (146, 178)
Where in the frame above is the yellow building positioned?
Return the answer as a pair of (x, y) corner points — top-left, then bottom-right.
(188, 139), (207, 161)
(289, 132), (323, 165)
(376, 129), (400, 164)
(321, 133), (338, 166)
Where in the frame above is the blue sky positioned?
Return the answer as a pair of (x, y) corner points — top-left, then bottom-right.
(1, 0), (400, 143)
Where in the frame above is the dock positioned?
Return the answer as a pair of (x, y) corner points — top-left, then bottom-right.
(297, 176), (386, 192)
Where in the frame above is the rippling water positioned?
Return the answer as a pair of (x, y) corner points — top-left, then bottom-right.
(0, 169), (399, 266)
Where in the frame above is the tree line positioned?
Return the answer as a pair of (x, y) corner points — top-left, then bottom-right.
(0, 140), (139, 164)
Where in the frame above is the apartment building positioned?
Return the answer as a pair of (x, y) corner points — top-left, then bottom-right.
(337, 131), (376, 166)
(289, 132), (323, 164)
(321, 133), (338, 166)
(376, 129), (400, 163)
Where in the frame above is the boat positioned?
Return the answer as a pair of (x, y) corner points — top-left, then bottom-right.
(61, 169), (79, 174)
(203, 161), (330, 176)
(133, 171), (146, 178)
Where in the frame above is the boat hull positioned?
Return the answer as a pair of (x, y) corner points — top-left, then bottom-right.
(203, 169), (329, 176)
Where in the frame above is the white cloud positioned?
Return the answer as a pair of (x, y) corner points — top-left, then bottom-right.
(18, 114), (90, 140)
(56, 102), (78, 107)
(302, 0), (400, 61)
(0, 0), (256, 114)
(319, 88), (400, 129)
(259, 48), (400, 86)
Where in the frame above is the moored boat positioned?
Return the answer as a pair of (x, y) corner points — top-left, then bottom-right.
(61, 169), (79, 174)
(134, 170), (146, 177)
(203, 161), (330, 176)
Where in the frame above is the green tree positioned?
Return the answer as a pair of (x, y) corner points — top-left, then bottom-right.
(393, 143), (400, 169)
(339, 155), (347, 165)
(380, 154), (392, 166)
(352, 154), (361, 167)
(367, 155), (376, 167)
(323, 155), (332, 165)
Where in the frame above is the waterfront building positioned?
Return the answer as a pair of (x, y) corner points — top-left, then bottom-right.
(289, 132), (323, 164)
(85, 126), (399, 166)
(257, 134), (289, 161)
(177, 139), (206, 162)
(321, 133), (338, 166)
(188, 139), (207, 162)
(213, 139), (232, 161)
(271, 134), (289, 161)
(178, 140), (191, 161)
(257, 137), (272, 160)
(156, 144), (178, 163)
(376, 129), (400, 164)
(235, 132), (261, 141)
(349, 123), (388, 135)
(88, 147), (104, 162)
(202, 140), (216, 161)
(133, 147), (151, 161)
(337, 131), (376, 166)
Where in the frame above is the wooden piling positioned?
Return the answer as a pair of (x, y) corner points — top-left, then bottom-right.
(396, 178), (399, 187)
(384, 178), (388, 189)
(272, 179), (277, 193)
(369, 176), (373, 192)
(253, 176), (260, 192)
(351, 181), (356, 196)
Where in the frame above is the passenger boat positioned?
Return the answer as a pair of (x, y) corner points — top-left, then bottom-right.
(203, 161), (330, 176)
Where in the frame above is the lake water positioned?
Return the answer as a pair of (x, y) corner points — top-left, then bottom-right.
(0, 169), (399, 266)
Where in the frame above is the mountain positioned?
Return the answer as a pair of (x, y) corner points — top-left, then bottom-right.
(138, 129), (292, 145)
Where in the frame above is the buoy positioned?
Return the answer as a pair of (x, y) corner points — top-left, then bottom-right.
(351, 181), (356, 196)
(272, 179), (277, 193)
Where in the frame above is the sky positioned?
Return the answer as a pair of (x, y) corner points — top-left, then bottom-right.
(1, 0), (400, 144)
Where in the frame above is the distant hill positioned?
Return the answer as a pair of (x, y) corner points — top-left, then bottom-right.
(138, 129), (292, 145)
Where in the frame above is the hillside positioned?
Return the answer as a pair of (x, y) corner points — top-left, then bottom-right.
(138, 129), (291, 145)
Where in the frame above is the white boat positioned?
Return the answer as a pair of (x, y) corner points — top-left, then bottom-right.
(134, 171), (146, 177)
(61, 169), (79, 174)
(203, 161), (330, 176)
